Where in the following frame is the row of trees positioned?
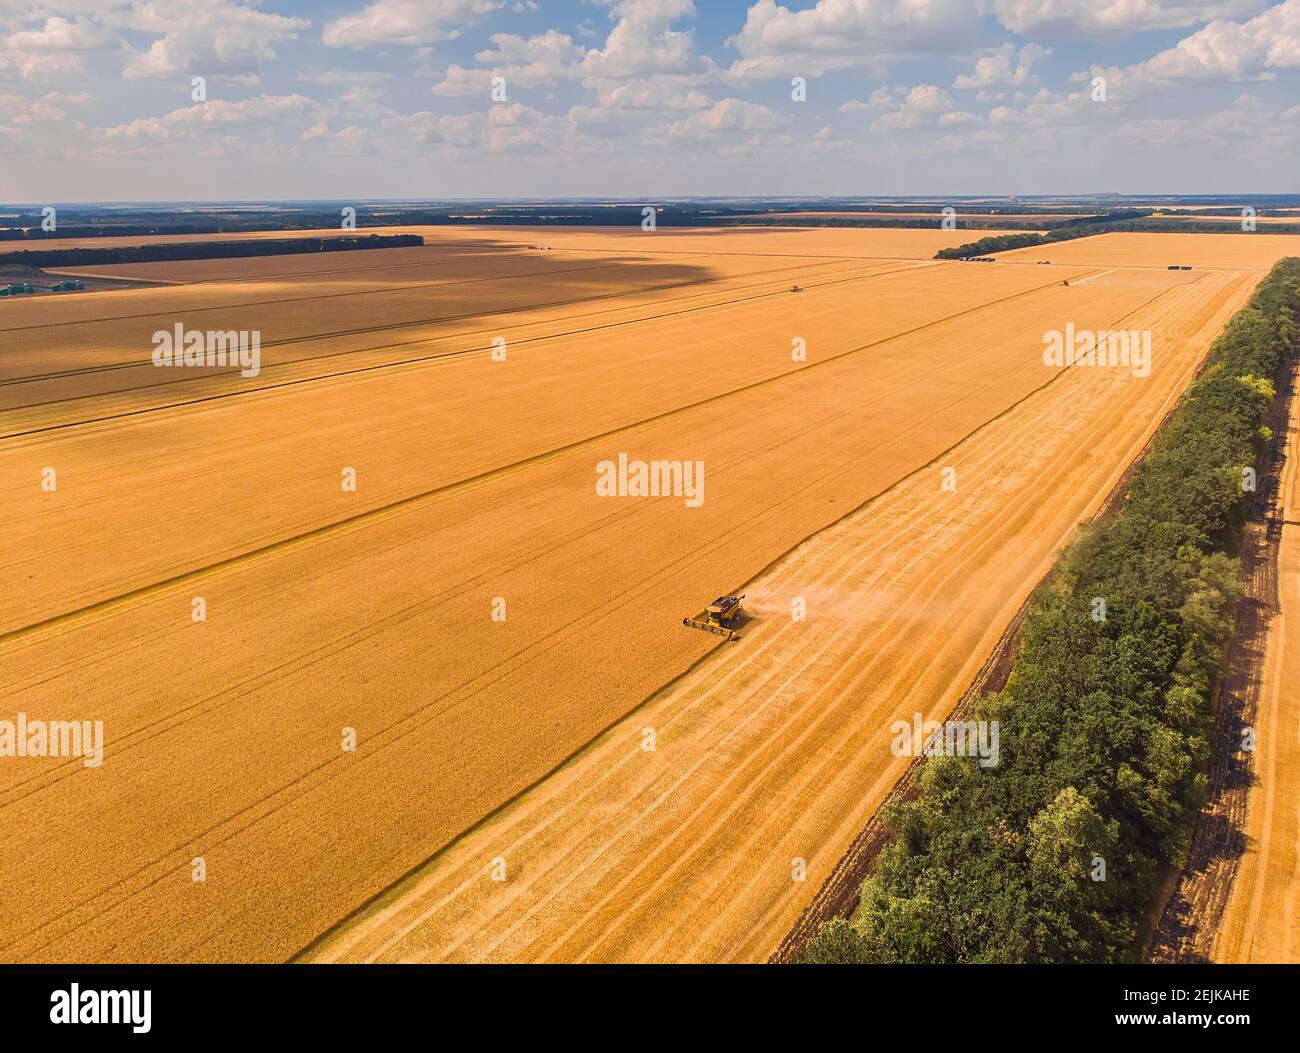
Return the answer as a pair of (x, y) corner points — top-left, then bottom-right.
(934, 213), (1158, 258)
(722, 217), (1052, 232)
(804, 257), (1300, 963)
(0, 234), (423, 268)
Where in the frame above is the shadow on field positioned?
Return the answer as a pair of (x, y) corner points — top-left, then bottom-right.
(0, 236), (725, 413)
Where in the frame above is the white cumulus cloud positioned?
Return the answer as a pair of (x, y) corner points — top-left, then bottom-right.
(119, 1), (308, 80)
(982, 0), (1268, 36)
(1081, 0), (1300, 95)
(729, 0), (979, 79)
(323, 0), (500, 49)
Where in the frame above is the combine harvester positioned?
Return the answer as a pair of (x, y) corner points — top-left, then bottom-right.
(683, 594), (745, 641)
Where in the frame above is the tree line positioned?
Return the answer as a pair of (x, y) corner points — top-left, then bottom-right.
(935, 213), (1155, 259)
(0, 234), (423, 268)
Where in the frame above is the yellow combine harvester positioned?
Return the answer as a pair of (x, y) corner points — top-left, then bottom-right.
(683, 594), (745, 641)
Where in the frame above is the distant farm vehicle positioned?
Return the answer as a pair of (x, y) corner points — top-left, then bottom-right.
(683, 594), (745, 641)
(2, 279), (83, 296)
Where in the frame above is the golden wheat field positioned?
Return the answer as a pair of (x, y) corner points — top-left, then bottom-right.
(0, 224), (1291, 962)
(997, 231), (1300, 270)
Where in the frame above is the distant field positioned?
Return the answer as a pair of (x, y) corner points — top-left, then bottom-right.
(1155, 205), (1300, 214)
(996, 231), (1300, 270)
(46, 225), (1012, 286)
(733, 211), (1085, 223)
(0, 224), (1276, 962)
(1150, 213), (1300, 225)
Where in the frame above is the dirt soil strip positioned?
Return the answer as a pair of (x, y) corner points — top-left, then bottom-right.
(1147, 358), (1298, 963)
(769, 324), (1262, 965)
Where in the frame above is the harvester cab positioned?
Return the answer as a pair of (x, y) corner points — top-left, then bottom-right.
(683, 594), (745, 641)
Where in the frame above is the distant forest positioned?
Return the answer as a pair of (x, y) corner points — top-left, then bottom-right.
(4, 197), (1299, 241)
(0, 234), (423, 268)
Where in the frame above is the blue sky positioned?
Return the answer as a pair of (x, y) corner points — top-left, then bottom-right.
(0, 1), (1297, 202)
